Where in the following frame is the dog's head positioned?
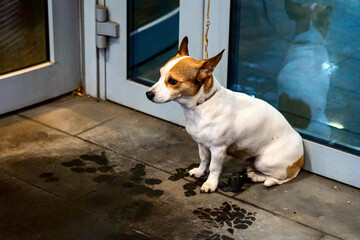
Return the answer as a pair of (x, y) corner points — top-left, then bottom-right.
(285, 0), (332, 38)
(146, 37), (224, 103)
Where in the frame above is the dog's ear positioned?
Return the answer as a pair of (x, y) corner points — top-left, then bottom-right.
(197, 49), (224, 82)
(320, 5), (333, 24)
(196, 49), (224, 93)
(177, 36), (189, 56)
(285, 0), (306, 20)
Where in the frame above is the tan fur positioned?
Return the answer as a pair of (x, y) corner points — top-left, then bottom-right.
(226, 143), (255, 160)
(165, 58), (204, 96)
(287, 154), (304, 178)
(285, 0), (332, 38)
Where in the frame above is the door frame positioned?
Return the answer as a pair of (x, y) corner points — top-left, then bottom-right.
(0, 0), (81, 115)
(84, 0), (208, 126)
(83, 0), (360, 188)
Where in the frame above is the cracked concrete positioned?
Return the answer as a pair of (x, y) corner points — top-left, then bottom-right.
(0, 95), (359, 240)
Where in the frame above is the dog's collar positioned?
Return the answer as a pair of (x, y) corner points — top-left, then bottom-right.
(196, 90), (217, 106)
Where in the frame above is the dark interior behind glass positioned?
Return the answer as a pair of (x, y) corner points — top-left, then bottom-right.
(0, 0), (48, 75)
(127, 0), (179, 86)
(228, 0), (360, 154)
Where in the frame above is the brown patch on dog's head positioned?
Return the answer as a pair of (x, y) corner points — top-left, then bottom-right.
(165, 57), (204, 96)
(165, 50), (225, 96)
(162, 37), (224, 97)
(285, 0), (332, 38)
(151, 37), (225, 102)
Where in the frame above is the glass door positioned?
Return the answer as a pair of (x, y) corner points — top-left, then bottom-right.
(91, 0), (359, 187)
(0, 0), (80, 115)
(227, 0), (360, 187)
(102, 0), (206, 126)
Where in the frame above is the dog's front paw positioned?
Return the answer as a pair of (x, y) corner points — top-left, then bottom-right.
(200, 181), (217, 193)
(188, 167), (205, 178)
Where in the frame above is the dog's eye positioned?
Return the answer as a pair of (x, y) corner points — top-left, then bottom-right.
(168, 78), (177, 85)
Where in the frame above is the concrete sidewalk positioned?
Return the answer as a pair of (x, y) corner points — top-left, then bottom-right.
(0, 95), (359, 240)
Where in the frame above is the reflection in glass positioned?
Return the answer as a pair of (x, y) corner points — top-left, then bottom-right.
(128, 0), (179, 85)
(229, 0), (360, 154)
(0, 0), (48, 75)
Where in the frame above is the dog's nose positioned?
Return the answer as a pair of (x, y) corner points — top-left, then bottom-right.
(146, 91), (155, 100)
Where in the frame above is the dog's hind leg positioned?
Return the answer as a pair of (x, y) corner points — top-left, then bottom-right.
(248, 168), (292, 186)
(264, 154), (304, 186)
(247, 170), (270, 183)
(188, 143), (210, 178)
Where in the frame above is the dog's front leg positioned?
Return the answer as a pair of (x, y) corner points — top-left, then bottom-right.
(200, 147), (226, 193)
(188, 143), (210, 178)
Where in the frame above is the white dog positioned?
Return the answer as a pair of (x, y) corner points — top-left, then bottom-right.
(146, 37), (304, 193)
(278, 0), (333, 138)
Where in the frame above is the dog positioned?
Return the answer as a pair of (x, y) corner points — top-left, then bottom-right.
(146, 37), (304, 193)
(278, 0), (333, 138)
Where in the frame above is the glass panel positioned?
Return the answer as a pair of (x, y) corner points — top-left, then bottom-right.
(128, 0), (179, 85)
(0, 0), (48, 75)
(229, 0), (360, 154)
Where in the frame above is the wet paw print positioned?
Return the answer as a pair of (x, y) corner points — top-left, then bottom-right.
(169, 164), (252, 197)
(168, 163), (199, 181)
(168, 163), (203, 197)
(119, 164), (164, 198)
(61, 152), (113, 174)
(193, 202), (256, 240)
(39, 172), (59, 182)
(61, 153), (164, 198)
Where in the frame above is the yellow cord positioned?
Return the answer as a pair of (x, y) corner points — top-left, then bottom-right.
(204, 0), (211, 59)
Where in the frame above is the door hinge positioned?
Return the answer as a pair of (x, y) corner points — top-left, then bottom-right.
(96, 4), (119, 49)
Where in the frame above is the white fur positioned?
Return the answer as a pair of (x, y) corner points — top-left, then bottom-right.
(180, 78), (303, 192)
(148, 56), (303, 193)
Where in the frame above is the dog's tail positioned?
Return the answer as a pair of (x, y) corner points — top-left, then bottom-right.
(263, 176), (295, 187)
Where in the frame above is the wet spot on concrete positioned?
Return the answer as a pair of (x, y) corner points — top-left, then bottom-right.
(146, 189), (164, 197)
(183, 182), (197, 197)
(171, 164), (253, 197)
(39, 172), (59, 183)
(222, 235), (235, 240)
(113, 164), (164, 198)
(80, 152), (109, 166)
(61, 159), (85, 167)
(93, 174), (118, 184)
(61, 152), (113, 175)
(71, 167), (97, 173)
(39, 172), (54, 178)
(122, 181), (134, 188)
(110, 200), (153, 222)
(183, 178), (207, 197)
(105, 233), (153, 240)
(193, 202), (256, 239)
(97, 166), (113, 173)
(218, 170), (252, 194)
(129, 184), (149, 195)
(92, 164), (164, 198)
(144, 178), (162, 185)
(60, 153), (164, 199)
(44, 177), (59, 182)
(168, 163), (198, 181)
(130, 164), (146, 182)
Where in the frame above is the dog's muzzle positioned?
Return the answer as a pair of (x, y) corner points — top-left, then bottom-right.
(146, 91), (155, 100)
